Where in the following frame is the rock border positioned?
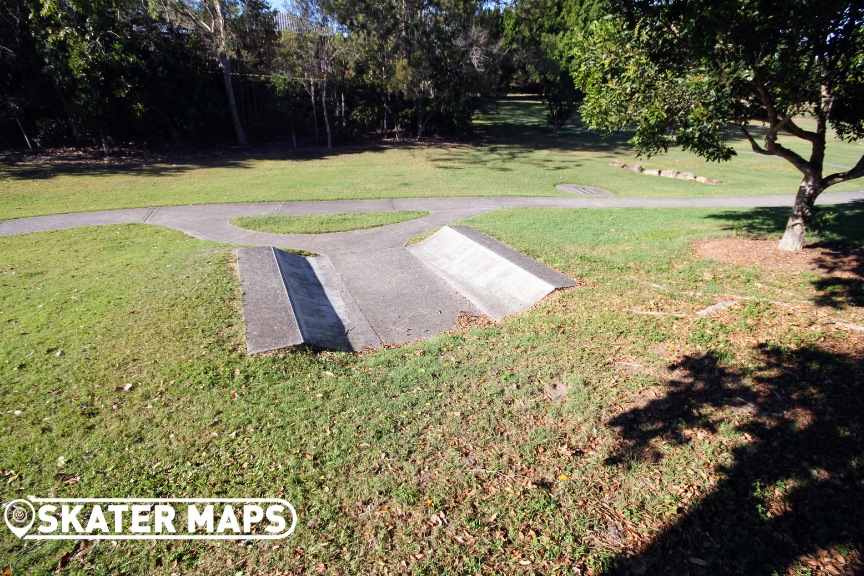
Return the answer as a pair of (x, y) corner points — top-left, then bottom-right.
(609, 160), (722, 185)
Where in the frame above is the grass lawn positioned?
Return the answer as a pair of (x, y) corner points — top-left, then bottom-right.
(1, 101), (863, 575)
(1, 98), (861, 221)
(230, 211), (428, 235)
(2, 206), (863, 574)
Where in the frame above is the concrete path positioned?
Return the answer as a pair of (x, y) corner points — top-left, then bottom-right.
(2, 191), (862, 352)
(2, 192), (862, 250)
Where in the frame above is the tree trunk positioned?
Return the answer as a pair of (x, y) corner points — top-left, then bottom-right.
(15, 118), (33, 150)
(778, 175), (822, 252)
(321, 80), (332, 150)
(218, 53), (248, 147)
(309, 81), (319, 145)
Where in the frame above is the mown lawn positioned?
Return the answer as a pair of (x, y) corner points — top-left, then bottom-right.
(230, 211), (428, 235)
(1, 98), (861, 221)
(2, 203), (862, 574)
(2, 100), (863, 574)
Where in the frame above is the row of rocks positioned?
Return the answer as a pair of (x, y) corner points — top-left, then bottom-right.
(609, 160), (722, 185)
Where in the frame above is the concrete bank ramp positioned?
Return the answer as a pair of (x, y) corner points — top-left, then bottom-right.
(237, 247), (380, 353)
(408, 226), (577, 320)
(238, 226), (576, 353)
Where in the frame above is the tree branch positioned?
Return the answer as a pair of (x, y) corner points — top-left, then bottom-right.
(770, 142), (812, 175)
(740, 126), (766, 154)
(779, 114), (818, 143)
(824, 153), (864, 188)
(741, 125), (811, 175)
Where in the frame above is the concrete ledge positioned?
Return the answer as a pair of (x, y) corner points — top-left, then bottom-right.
(238, 247), (380, 353)
(408, 226), (577, 320)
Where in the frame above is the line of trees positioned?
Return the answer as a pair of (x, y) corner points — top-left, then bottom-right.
(0, 0), (525, 150)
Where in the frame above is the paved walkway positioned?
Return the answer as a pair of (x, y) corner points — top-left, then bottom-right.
(2, 191), (862, 350)
(2, 192), (863, 253)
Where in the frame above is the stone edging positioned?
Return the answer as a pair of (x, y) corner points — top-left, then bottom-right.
(609, 160), (722, 185)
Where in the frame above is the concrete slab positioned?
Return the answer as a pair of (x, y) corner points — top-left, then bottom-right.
(326, 248), (480, 345)
(555, 184), (613, 197)
(448, 226), (577, 289)
(409, 226), (576, 320)
(0, 208), (153, 237)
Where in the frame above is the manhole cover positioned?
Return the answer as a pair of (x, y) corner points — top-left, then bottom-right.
(555, 184), (613, 197)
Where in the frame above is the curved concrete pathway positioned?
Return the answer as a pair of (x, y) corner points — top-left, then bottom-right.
(3, 191), (863, 253)
(2, 191), (862, 351)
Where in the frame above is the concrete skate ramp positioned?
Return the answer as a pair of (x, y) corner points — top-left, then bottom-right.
(238, 247), (379, 353)
(408, 226), (577, 320)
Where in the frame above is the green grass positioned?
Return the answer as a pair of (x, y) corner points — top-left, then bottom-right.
(1, 97), (861, 220)
(1, 99), (863, 574)
(2, 207), (862, 574)
(230, 210), (428, 234)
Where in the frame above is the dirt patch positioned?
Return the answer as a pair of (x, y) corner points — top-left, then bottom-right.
(694, 238), (863, 279)
(455, 312), (496, 331)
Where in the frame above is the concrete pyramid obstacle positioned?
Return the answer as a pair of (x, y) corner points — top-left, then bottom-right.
(238, 226), (577, 353)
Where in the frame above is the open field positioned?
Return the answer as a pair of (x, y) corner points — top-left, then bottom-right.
(1, 101), (863, 575)
(1, 98), (861, 221)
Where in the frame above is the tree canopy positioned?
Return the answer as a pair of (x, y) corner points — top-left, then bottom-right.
(572, 0), (864, 251)
(0, 0), (510, 150)
(503, 0), (607, 132)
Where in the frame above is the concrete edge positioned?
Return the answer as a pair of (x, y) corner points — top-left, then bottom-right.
(271, 248), (380, 352)
(304, 256), (381, 351)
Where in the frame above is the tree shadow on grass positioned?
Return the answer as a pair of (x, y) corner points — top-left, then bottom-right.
(426, 123), (632, 173)
(704, 202), (864, 248)
(704, 203), (864, 310)
(603, 345), (864, 575)
(0, 142), (394, 181)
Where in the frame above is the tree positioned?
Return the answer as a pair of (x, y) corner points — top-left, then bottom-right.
(150, 0), (273, 146)
(504, 0), (606, 133)
(572, 1), (864, 251)
(277, 0), (349, 149)
(328, 0), (503, 140)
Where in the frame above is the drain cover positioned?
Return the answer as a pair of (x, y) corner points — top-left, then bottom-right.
(555, 184), (613, 197)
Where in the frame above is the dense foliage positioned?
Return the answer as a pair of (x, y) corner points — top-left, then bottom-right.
(0, 0), (513, 149)
(503, 0), (606, 132)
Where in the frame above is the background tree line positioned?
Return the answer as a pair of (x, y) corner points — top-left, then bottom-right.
(0, 0), (610, 151)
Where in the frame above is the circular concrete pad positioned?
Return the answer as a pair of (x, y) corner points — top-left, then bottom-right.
(555, 184), (613, 197)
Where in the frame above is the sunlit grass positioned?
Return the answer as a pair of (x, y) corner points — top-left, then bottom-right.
(2, 207), (862, 573)
(1, 98), (861, 220)
(230, 210), (428, 234)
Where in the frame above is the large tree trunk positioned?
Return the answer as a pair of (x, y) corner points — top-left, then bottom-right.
(778, 175), (822, 252)
(218, 53), (248, 147)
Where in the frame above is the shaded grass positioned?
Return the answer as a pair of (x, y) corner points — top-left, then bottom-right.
(2, 207), (862, 574)
(230, 210), (428, 235)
